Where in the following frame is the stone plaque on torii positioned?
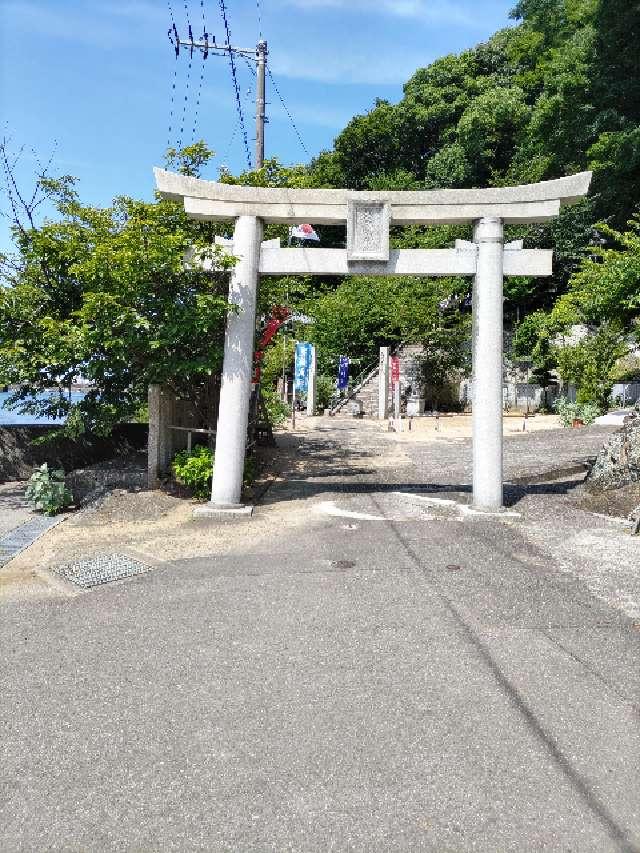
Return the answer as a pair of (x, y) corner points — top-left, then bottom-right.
(154, 168), (592, 514)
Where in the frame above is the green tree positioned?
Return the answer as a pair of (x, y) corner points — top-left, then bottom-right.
(555, 324), (626, 408)
(0, 142), (234, 433)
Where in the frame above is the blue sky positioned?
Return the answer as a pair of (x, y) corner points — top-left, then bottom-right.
(1, 0), (516, 251)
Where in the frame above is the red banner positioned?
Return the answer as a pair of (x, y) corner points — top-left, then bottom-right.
(253, 306), (291, 383)
(391, 355), (400, 385)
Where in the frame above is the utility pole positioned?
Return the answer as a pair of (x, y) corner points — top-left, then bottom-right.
(172, 28), (268, 168)
(255, 40), (267, 169)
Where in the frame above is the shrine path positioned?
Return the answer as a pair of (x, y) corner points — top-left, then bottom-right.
(1, 418), (639, 852)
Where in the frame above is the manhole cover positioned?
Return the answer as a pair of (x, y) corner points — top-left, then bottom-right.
(55, 553), (151, 588)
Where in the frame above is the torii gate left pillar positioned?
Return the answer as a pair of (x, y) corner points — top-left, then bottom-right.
(154, 167), (591, 515)
(210, 215), (262, 507)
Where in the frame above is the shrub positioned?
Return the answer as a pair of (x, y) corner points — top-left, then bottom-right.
(553, 397), (602, 427)
(172, 445), (214, 500)
(25, 464), (73, 516)
(316, 375), (337, 410)
(261, 388), (290, 425)
(580, 401), (601, 425)
(554, 325), (626, 410)
(171, 445), (256, 500)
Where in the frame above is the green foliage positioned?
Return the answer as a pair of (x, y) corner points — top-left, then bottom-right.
(172, 445), (214, 500)
(164, 141), (216, 177)
(554, 325), (626, 408)
(316, 375), (336, 410)
(305, 275), (468, 377)
(0, 142), (236, 434)
(558, 218), (640, 330)
(171, 445), (256, 498)
(553, 396), (601, 427)
(24, 464), (72, 516)
(261, 388), (290, 425)
(612, 355), (640, 383)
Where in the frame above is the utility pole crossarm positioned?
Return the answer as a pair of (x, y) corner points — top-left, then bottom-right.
(173, 35), (267, 170)
(178, 40), (258, 59)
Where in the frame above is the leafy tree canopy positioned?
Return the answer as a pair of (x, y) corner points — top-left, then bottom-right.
(0, 143), (233, 433)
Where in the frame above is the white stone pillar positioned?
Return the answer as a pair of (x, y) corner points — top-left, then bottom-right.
(306, 345), (317, 417)
(210, 216), (263, 506)
(472, 217), (504, 511)
(378, 346), (390, 420)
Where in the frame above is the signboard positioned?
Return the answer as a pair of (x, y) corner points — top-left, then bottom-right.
(391, 355), (400, 385)
(294, 342), (313, 392)
(337, 356), (350, 391)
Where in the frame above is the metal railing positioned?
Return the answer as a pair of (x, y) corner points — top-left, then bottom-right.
(329, 359), (381, 414)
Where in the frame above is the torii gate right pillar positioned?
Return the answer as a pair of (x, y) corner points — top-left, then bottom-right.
(472, 217), (504, 511)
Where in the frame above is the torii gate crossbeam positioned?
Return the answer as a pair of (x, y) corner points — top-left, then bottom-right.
(154, 169), (591, 515)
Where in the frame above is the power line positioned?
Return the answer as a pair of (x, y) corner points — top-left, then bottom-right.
(267, 67), (310, 159)
(256, 0), (263, 38)
(190, 0), (209, 141)
(239, 53), (257, 77)
(220, 118), (240, 167)
(218, 0), (252, 168)
(166, 3), (179, 149)
(176, 29), (194, 150)
(166, 5), (266, 169)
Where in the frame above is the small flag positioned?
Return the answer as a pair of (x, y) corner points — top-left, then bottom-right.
(289, 224), (320, 242)
(337, 356), (349, 391)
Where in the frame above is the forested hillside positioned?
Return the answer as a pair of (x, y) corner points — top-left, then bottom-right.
(291, 0), (640, 404)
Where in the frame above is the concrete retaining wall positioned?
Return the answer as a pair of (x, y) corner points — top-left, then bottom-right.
(0, 424), (148, 483)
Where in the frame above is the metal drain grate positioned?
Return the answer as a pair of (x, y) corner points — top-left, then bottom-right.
(55, 553), (151, 589)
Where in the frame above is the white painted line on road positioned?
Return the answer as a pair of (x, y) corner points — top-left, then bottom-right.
(393, 492), (458, 507)
(393, 492), (522, 519)
(460, 505), (522, 519)
(315, 501), (386, 521)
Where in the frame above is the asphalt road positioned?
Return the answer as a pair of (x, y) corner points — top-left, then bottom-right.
(1, 420), (639, 852)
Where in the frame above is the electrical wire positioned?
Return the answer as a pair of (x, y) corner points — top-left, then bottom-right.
(190, 0), (209, 141)
(239, 53), (257, 77)
(218, 0), (252, 168)
(176, 3), (195, 150)
(267, 67), (311, 158)
(166, 3), (180, 150)
(256, 0), (263, 38)
(220, 118), (240, 168)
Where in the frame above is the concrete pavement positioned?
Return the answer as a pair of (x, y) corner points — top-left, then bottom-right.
(1, 419), (639, 851)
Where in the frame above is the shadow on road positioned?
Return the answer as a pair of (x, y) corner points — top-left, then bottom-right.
(259, 477), (586, 508)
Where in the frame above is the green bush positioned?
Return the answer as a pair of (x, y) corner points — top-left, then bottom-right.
(554, 326), (626, 410)
(261, 388), (290, 425)
(316, 375), (336, 410)
(553, 397), (602, 427)
(172, 445), (214, 500)
(25, 464), (73, 516)
(580, 401), (602, 425)
(171, 445), (256, 499)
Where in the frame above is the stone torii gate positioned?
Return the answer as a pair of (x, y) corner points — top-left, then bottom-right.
(155, 168), (592, 514)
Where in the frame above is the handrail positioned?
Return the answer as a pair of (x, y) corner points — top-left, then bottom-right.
(330, 359), (381, 414)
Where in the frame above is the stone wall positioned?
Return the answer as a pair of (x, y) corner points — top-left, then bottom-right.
(586, 417), (640, 492)
(339, 345), (428, 418)
(0, 424), (148, 483)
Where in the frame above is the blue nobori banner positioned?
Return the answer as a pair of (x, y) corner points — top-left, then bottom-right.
(337, 356), (349, 391)
(294, 342), (313, 392)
